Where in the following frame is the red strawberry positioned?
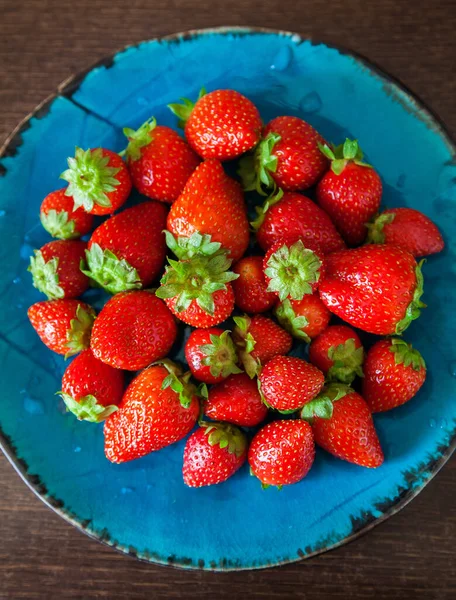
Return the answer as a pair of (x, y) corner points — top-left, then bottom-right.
(317, 139), (382, 245)
(185, 328), (242, 384)
(366, 207), (444, 257)
(40, 188), (94, 239)
(309, 325), (364, 384)
(319, 244), (425, 335)
(253, 190), (345, 254)
(248, 420), (315, 488)
(60, 349), (124, 423)
(167, 159), (249, 262)
(233, 315), (292, 378)
(204, 373), (268, 427)
(274, 295), (331, 342)
(301, 383), (384, 468)
(28, 240), (89, 299)
(240, 116), (328, 192)
(83, 201), (167, 293)
(232, 255), (276, 314)
(60, 147), (131, 216)
(363, 338), (426, 412)
(168, 88), (262, 160)
(104, 361), (200, 463)
(122, 118), (200, 203)
(259, 356), (324, 412)
(263, 238), (325, 301)
(183, 422), (247, 487)
(28, 299), (95, 357)
(91, 290), (177, 371)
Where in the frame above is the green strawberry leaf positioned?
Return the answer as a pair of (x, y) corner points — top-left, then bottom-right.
(81, 243), (142, 295)
(65, 304), (96, 358)
(28, 251), (64, 299)
(40, 209), (79, 240)
(59, 392), (118, 423)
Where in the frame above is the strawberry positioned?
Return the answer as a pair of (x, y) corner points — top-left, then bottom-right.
(204, 373), (268, 427)
(60, 147), (131, 216)
(59, 349), (124, 423)
(28, 240), (89, 299)
(104, 361), (200, 463)
(82, 201), (167, 294)
(185, 328), (242, 384)
(366, 207), (444, 257)
(252, 190), (345, 254)
(40, 188), (94, 239)
(318, 244), (425, 335)
(259, 356), (324, 412)
(239, 116), (328, 193)
(362, 338), (426, 412)
(248, 420), (315, 488)
(263, 238), (325, 301)
(309, 325), (364, 384)
(167, 159), (249, 262)
(274, 295), (331, 342)
(122, 118), (200, 203)
(317, 139), (382, 245)
(301, 383), (384, 468)
(168, 88), (262, 160)
(233, 315), (292, 378)
(232, 255), (276, 314)
(28, 299), (95, 357)
(183, 422), (247, 487)
(91, 290), (177, 371)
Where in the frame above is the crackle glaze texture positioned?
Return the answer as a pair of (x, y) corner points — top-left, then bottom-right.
(0, 29), (455, 571)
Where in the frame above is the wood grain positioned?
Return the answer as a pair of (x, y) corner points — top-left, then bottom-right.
(1, 1), (455, 598)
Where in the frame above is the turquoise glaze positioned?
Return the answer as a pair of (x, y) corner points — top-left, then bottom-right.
(0, 28), (455, 570)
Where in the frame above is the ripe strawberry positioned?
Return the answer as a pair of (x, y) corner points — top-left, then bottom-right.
(317, 139), (382, 245)
(28, 240), (89, 299)
(233, 315), (292, 378)
(319, 245), (425, 335)
(40, 188), (94, 239)
(275, 295), (331, 342)
(91, 290), (177, 371)
(248, 420), (315, 488)
(232, 255), (276, 314)
(301, 383), (384, 468)
(263, 238), (325, 301)
(185, 328), (242, 384)
(167, 159), (249, 262)
(309, 325), (364, 384)
(183, 422), (247, 487)
(28, 299), (95, 357)
(253, 190), (345, 254)
(59, 349), (124, 423)
(204, 373), (268, 427)
(122, 118), (200, 203)
(240, 116), (328, 192)
(82, 201), (167, 294)
(168, 88), (262, 160)
(259, 356), (324, 412)
(366, 207), (444, 257)
(104, 361), (200, 463)
(363, 338), (426, 412)
(60, 147), (131, 216)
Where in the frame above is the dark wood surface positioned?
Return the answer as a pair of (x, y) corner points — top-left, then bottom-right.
(1, 1), (455, 598)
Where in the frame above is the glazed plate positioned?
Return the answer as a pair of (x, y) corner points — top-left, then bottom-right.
(1, 27), (455, 571)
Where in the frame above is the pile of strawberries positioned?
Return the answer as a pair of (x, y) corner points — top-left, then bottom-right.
(27, 88), (444, 489)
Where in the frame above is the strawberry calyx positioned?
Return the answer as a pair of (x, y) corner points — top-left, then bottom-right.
(365, 212), (396, 244)
(81, 243), (142, 294)
(232, 316), (260, 378)
(389, 337), (426, 372)
(159, 359), (202, 408)
(319, 138), (371, 176)
(40, 209), (79, 240)
(199, 330), (243, 379)
(264, 240), (322, 301)
(274, 299), (311, 343)
(327, 338), (364, 384)
(28, 250), (64, 299)
(395, 260), (426, 335)
(122, 117), (157, 161)
(60, 147), (121, 212)
(59, 392), (118, 423)
(238, 132), (281, 194)
(65, 304), (96, 358)
(300, 383), (351, 422)
(250, 188), (284, 231)
(201, 421), (247, 458)
(164, 231), (222, 260)
(168, 87), (206, 129)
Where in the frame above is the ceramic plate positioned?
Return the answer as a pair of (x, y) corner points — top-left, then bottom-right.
(0, 27), (455, 571)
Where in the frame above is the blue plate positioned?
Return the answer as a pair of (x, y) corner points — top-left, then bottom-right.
(0, 27), (455, 571)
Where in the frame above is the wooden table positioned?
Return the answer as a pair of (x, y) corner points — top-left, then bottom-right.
(1, 1), (455, 598)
